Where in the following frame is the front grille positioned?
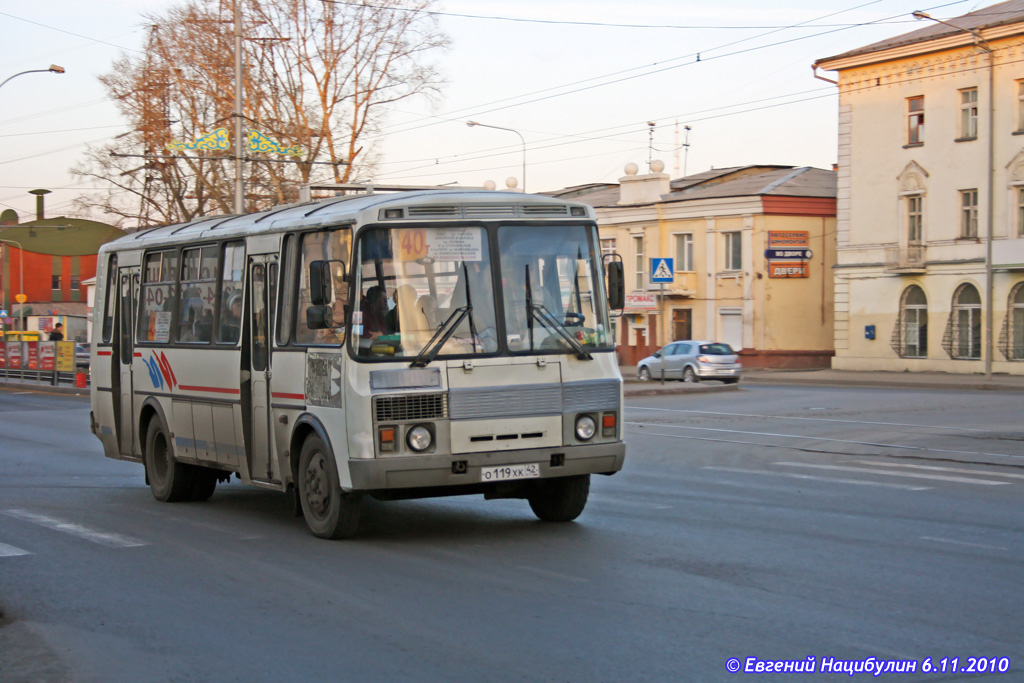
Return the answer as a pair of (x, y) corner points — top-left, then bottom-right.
(374, 392), (448, 422)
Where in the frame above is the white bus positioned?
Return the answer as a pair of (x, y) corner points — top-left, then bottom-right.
(90, 189), (626, 538)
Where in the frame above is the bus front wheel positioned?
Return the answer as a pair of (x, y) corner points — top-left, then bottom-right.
(144, 418), (193, 502)
(528, 474), (590, 522)
(298, 435), (362, 539)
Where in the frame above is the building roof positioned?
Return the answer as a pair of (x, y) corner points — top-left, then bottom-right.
(817, 0), (1024, 65)
(557, 165), (836, 208)
(0, 218), (127, 256)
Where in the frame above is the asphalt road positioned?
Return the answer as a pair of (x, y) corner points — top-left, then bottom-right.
(0, 385), (1022, 682)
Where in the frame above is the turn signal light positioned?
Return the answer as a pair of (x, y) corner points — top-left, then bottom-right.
(379, 427), (396, 452)
(602, 413), (616, 437)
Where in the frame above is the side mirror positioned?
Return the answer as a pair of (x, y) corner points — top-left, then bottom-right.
(606, 259), (624, 311)
(306, 304), (333, 330)
(653, 350), (661, 358)
(309, 261), (331, 306)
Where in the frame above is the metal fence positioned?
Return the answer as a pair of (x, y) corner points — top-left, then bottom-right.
(0, 340), (90, 388)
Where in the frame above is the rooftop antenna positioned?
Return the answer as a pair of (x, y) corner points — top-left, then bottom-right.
(647, 121), (656, 171)
(682, 125), (692, 177)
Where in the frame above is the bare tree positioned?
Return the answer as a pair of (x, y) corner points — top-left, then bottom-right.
(73, 0), (447, 228)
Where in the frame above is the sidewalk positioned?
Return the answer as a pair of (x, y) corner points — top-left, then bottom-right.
(619, 365), (1024, 393)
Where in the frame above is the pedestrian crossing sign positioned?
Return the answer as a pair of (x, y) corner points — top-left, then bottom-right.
(650, 258), (674, 283)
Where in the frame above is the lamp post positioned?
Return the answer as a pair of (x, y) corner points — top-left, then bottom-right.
(0, 239), (25, 334)
(913, 10), (995, 378)
(466, 121), (526, 192)
(0, 65), (65, 91)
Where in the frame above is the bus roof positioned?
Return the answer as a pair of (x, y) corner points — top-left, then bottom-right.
(100, 189), (595, 253)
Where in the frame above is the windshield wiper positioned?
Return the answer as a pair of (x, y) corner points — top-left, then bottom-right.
(410, 305), (471, 368)
(529, 303), (593, 360)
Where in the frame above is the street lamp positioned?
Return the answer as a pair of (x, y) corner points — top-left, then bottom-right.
(0, 239), (25, 335)
(466, 121), (526, 192)
(0, 65), (65, 92)
(912, 10), (995, 379)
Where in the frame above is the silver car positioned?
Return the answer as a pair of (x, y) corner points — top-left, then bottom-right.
(637, 340), (742, 383)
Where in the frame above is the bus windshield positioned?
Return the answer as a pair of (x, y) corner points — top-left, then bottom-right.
(352, 226), (497, 360)
(498, 224), (611, 354)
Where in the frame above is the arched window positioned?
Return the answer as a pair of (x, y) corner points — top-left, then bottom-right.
(948, 283), (982, 359)
(1008, 283), (1024, 360)
(899, 285), (928, 358)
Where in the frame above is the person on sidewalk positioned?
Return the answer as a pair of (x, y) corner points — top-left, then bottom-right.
(48, 323), (64, 341)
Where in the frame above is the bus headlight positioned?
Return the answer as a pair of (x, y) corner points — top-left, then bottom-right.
(406, 424), (433, 452)
(575, 414), (596, 441)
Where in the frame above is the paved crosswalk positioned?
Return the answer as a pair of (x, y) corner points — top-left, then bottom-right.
(0, 509), (148, 557)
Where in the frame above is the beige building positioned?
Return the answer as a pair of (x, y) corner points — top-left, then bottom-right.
(815, 0), (1024, 374)
(551, 163), (836, 368)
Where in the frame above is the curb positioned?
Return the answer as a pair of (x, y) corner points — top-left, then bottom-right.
(739, 374), (1024, 392)
(623, 382), (740, 397)
(0, 381), (89, 397)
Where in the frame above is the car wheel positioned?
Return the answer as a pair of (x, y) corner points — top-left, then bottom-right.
(638, 366), (651, 382)
(682, 366), (698, 383)
(298, 435), (362, 539)
(528, 474), (590, 522)
(722, 377), (740, 385)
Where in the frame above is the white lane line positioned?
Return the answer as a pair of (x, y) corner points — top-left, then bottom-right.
(627, 406), (989, 433)
(920, 536), (1008, 551)
(2, 510), (147, 548)
(703, 466), (930, 491)
(589, 494), (672, 510)
(844, 460), (1024, 480)
(0, 542), (31, 557)
(626, 421), (1023, 461)
(774, 462), (1011, 486)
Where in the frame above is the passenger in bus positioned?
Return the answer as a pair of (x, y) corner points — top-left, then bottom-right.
(221, 293), (243, 343)
(385, 284), (417, 334)
(360, 285), (388, 340)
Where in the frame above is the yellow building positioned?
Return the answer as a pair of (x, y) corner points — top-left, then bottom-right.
(550, 163), (836, 368)
(815, 1), (1024, 374)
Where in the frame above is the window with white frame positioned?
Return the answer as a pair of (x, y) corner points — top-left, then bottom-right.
(1009, 283), (1024, 360)
(674, 233), (694, 271)
(1017, 187), (1024, 237)
(899, 285), (928, 358)
(1018, 81), (1024, 132)
(724, 232), (742, 271)
(633, 235), (644, 290)
(907, 195), (923, 243)
(950, 283), (982, 359)
(960, 189), (979, 238)
(600, 237), (617, 258)
(907, 96), (924, 144)
(959, 88), (978, 139)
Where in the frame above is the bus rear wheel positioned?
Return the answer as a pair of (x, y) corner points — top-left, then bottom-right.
(528, 474), (590, 522)
(144, 418), (192, 502)
(298, 435), (362, 539)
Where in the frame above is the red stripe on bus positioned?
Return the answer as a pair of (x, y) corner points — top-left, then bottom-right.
(133, 352), (143, 357)
(97, 350), (112, 356)
(177, 385), (241, 395)
(271, 392), (305, 400)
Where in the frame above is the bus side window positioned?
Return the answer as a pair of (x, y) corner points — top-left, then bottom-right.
(138, 250), (177, 344)
(276, 234), (296, 346)
(216, 241), (246, 344)
(101, 254), (117, 343)
(178, 246), (217, 343)
(295, 230), (350, 345)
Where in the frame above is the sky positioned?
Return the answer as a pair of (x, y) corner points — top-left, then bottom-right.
(0, 0), (988, 225)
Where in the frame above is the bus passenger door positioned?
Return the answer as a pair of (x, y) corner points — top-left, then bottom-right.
(117, 268), (140, 456)
(247, 257), (277, 482)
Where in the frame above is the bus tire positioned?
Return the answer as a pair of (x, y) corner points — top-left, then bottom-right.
(298, 435), (362, 539)
(144, 418), (193, 502)
(528, 474), (590, 522)
(189, 466), (218, 502)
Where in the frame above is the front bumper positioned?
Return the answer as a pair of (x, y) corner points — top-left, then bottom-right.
(348, 442), (625, 492)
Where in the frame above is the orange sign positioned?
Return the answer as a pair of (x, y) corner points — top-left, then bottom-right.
(769, 262), (809, 278)
(398, 229), (428, 261)
(767, 230), (809, 248)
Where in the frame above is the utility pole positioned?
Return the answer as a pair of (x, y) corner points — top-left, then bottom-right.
(233, 0), (244, 214)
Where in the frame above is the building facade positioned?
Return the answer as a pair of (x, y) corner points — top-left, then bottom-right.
(552, 163), (836, 368)
(816, 0), (1024, 374)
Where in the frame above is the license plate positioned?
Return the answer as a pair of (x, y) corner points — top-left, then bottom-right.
(481, 463), (541, 482)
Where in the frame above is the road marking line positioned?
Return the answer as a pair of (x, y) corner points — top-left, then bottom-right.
(627, 406), (989, 433)
(625, 420), (1023, 461)
(844, 460), (1024, 480)
(702, 466), (930, 491)
(774, 462), (1011, 486)
(2, 510), (147, 548)
(0, 542), (31, 557)
(920, 536), (1008, 551)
